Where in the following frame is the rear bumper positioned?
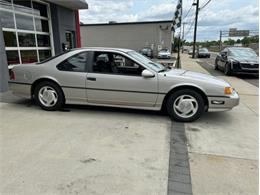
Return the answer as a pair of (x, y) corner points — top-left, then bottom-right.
(8, 82), (31, 99)
(207, 91), (239, 112)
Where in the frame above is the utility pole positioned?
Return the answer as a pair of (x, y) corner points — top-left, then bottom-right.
(192, 0), (199, 58)
(219, 30), (222, 51)
(181, 22), (187, 53)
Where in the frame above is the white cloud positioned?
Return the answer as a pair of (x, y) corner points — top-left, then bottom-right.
(79, 0), (259, 41)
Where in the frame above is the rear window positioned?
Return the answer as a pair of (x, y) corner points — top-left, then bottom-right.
(36, 49), (77, 64)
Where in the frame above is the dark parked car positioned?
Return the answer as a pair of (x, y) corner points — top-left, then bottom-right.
(215, 47), (259, 76)
(197, 48), (210, 58)
(140, 47), (153, 58)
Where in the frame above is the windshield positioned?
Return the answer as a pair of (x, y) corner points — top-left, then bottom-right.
(199, 48), (208, 52)
(230, 48), (258, 58)
(160, 49), (169, 52)
(127, 51), (165, 72)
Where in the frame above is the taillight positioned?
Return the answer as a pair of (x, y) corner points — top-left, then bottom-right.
(9, 69), (15, 80)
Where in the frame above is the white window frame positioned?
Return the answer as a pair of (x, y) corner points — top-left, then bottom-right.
(0, 0), (55, 65)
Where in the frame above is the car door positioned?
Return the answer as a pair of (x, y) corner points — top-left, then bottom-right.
(55, 51), (89, 104)
(219, 49), (228, 69)
(85, 51), (158, 107)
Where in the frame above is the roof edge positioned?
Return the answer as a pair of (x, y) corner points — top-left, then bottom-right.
(80, 20), (173, 26)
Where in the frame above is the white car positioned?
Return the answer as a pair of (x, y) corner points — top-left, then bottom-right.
(8, 47), (239, 122)
(158, 49), (171, 59)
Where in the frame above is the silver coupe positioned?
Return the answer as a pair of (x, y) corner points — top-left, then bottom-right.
(9, 47), (239, 122)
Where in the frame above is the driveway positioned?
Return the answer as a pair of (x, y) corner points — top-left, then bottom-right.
(0, 94), (170, 195)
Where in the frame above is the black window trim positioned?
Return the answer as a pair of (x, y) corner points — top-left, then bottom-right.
(89, 51), (145, 77)
(56, 51), (90, 73)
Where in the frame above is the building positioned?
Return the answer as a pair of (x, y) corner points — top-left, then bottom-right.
(0, 0), (88, 92)
(80, 20), (173, 55)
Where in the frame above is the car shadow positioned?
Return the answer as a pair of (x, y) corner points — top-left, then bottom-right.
(63, 103), (169, 118)
(236, 74), (259, 79)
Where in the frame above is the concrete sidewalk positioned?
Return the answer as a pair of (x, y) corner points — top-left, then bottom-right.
(0, 101), (170, 195)
(180, 53), (259, 195)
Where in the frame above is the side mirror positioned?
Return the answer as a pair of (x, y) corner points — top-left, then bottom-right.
(221, 53), (227, 58)
(142, 69), (155, 78)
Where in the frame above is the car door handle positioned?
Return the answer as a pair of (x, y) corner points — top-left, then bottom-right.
(87, 77), (96, 81)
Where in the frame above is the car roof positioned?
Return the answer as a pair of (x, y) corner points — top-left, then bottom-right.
(75, 47), (134, 53)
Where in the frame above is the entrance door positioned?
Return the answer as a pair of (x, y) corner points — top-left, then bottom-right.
(65, 31), (75, 50)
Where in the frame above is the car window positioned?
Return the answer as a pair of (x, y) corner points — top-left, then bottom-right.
(57, 52), (88, 72)
(92, 52), (145, 76)
(199, 48), (208, 52)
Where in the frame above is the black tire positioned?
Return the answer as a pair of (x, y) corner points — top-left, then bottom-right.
(214, 60), (219, 70)
(166, 89), (205, 122)
(34, 81), (64, 111)
(224, 63), (232, 76)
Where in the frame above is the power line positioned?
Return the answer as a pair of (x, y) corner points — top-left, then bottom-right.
(199, 0), (212, 11)
(183, 4), (193, 21)
(184, 19), (195, 37)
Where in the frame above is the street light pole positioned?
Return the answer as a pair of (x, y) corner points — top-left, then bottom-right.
(192, 0), (199, 58)
(219, 30), (222, 51)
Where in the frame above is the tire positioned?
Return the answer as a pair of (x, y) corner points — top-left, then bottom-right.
(166, 89), (205, 122)
(224, 63), (232, 76)
(214, 60), (219, 70)
(34, 81), (64, 111)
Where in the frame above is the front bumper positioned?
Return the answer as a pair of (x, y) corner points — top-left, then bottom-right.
(158, 55), (171, 59)
(198, 54), (210, 58)
(207, 91), (239, 112)
(232, 62), (259, 74)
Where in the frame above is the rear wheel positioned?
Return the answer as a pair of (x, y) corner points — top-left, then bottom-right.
(166, 89), (205, 122)
(34, 81), (64, 111)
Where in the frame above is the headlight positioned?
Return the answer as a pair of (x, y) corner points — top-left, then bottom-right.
(224, 87), (233, 95)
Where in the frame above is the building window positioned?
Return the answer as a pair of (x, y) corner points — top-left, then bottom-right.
(15, 14), (34, 31)
(37, 34), (50, 47)
(39, 50), (51, 61)
(6, 50), (19, 65)
(3, 31), (17, 47)
(1, 0), (53, 65)
(35, 18), (49, 32)
(0, 0), (12, 10)
(20, 50), (37, 63)
(13, 0), (32, 14)
(33, 1), (47, 17)
(0, 10), (15, 28)
(18, 33), (36, 47)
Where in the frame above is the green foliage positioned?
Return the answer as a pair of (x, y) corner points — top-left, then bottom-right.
(183, 35), (259, 48)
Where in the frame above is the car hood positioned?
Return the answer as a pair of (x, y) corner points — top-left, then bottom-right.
(164, 69), (230, 86)
(230, 56), (259, 63)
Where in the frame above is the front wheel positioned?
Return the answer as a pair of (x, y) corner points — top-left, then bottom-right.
(166, 89), (205, 122)
(224, 63), (232, 76)
(214, 60), (219, 70)
(34, 81), (64, 111)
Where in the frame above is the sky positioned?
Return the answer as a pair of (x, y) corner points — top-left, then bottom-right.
(79, 0), (259, 41)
